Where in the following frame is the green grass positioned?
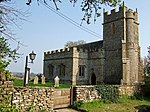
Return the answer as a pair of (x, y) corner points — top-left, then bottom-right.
(77, 97), (150, 112)
(13, 79), (71, 88)
(13, 79), (24, 86)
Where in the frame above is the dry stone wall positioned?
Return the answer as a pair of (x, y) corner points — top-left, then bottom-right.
(0, 81), (14, 104)
(118, 84), (141, 96)
(0, 80), (142, 111)
(73, 86), (101, 102)
(73, 85), (141, 102)
(0, 80), (56, 111)
(13, 87), (54, 111)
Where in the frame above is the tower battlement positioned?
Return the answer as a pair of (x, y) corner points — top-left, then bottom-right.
(104, 6), (127, 24)
(126, 8), (138, 24)
(104, 6), (138, 24)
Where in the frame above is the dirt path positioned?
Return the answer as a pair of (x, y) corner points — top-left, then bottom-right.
(54, 108), (79, 112)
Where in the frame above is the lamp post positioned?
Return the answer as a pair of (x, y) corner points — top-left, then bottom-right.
(24, 51), (36, 87)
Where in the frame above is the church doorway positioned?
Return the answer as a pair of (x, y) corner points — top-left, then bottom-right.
(90, 73), (96, 85)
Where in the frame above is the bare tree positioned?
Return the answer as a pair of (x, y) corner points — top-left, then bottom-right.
(148, 46), (150, 62)
(26, 0), (123, 24)
(65, 40), (86, 48)
(0, 0), (28, 40)
(144, 47), (150, 77)
(0, 0), (28, 64)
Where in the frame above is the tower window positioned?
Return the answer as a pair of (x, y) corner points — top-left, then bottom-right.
(112, 23), (116, 34)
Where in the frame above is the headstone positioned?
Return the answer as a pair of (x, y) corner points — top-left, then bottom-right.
(34, 75), (38, 84)
(121, 79), (123, 85)
(41, 74), (45, 84)
(54, 76), (60, 87)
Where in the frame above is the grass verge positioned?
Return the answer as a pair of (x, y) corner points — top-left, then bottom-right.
(13, 79), (71, 88)
(75, 96), (150, 112)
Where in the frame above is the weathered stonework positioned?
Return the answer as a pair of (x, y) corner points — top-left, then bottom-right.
(0, 81), (14, 103)
(73, 85), (141, 103)
(103, 6), (143, 84)
(43, 6), (143, 85)
(44, 41), (103, 85)
(0, 80), (142, 110)
(13, 87), (54, 111)
(118, 85), (141, 96)
(0, 80), (69, 111)
(73, 86), (101, 102)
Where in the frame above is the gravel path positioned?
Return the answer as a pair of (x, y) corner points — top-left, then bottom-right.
(54, 108), (79, 112)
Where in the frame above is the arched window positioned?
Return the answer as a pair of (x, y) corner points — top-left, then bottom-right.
(48, 64), (54, 76)
(58, 64), (65, 76)
(79, 65), (86, 76)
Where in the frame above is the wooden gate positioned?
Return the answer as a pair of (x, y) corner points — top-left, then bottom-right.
(53, 88), (71, 109)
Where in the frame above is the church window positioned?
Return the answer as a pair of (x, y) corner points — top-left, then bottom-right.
(79, 65), (85, 76)
(58, 64), (65, 76)
(48, 64), (54, 76)
(112, 23), (116, 34)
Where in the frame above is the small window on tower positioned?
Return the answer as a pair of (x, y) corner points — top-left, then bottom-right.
(112, 23), (116, 34)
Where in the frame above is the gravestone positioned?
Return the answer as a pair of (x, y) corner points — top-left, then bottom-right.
(121, 79), (124, 85)
(34, 75), (38, 84)
(54, 76), (60, 87)
(41, 74), (45, 84)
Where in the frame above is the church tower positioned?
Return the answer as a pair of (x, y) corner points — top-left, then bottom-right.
(103, 6), (141, 84)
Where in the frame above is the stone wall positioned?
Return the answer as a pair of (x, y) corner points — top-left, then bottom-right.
(118, 84), (141, 96)
(73, 86), (100, 102)
(13, 87), (54, 111)
(0, 81), (142, 111)
(0, 79), (71, 111)
(73, 85), (141, 102)
(0, 81), (14, 104)
(0, 80), (58, 111)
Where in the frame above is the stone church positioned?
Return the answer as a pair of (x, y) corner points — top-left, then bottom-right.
(43, 6), (143, 85)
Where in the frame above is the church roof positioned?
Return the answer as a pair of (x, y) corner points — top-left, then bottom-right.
(76, 40), (103, 50)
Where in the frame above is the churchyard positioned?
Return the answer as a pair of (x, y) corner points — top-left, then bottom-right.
(14, 76), (150, 112)
(1, 1), (150, 111)
(0, 73), (150, 112)
(13, 77), (71, 88)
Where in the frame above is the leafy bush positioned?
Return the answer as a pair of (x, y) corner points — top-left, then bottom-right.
(96, 85), (119, 103)
(73, 101), (84, 109)
(129, 92), (145, 100)
(0, 91), (21, 112)
(142, 77), (150, 98)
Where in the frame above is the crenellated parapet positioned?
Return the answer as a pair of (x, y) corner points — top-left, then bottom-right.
(44, 47), (72, 56)
(104, 6), (127, 24)
(126, 8), (138, 25)
(104, 6), (138, 25)
(44, 47), (92, 57)
(76, 47), (88, 53)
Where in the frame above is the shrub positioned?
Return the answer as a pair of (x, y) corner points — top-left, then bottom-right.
(0, 91), (21, 112)
(73, 101), (84, 109)
(96, 85), (119, 103)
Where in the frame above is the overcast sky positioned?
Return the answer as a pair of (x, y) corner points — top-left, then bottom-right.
(7, 0), (150, 73)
